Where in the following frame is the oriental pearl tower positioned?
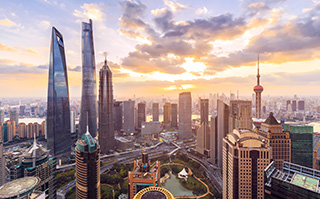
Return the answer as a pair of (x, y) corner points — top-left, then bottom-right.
(254, 55), (263, 119)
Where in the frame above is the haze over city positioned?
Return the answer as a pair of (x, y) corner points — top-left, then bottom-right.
(1, 0), (320, 98)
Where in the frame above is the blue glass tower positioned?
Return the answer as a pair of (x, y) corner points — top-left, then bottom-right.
(47, 27), (71, 156)
(79, 19), (97, 137)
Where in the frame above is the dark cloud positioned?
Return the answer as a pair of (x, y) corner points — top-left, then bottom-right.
(69, 66), (81, 72)
(37, 65), (48, 69)
(0, 63), (47, 74)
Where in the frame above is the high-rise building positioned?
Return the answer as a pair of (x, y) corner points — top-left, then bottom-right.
(209, 115), (217, 165)
(76, 128), (100, 199)
(298, 100), (305, 111)
(47, 27), (71, 156)
(0, 110), (3, 124)
(265, 161), (320, 199)
(114, 101), (123, 132)
(128, 150), (160, 199)
(283, 123), (313, 168)
(41, 121), (46, 137)
(19, 105), (25, 116)
(17, 123), (27, 138)
(70, 111), (76, 134)
(217, 100), (229, 168)
(223, 129), (271, 199)
(137, 103), (146, 129)
(196, 122), (210, 156)
(253, 55), (263, 118)
(79, 19), (97, 137)
(229, 100), (252, 133)
(286, 100), (291, 111)
(178, 92), (192, 140)
(0, 127), (4, 186)
(9, 111), (18, 127)
(152, 103), (159, 122)
(123, 100), (135, 134)
(200, 99), (209, 124)
(170, 103), (178, 127)
(163, 102), (171, 124)
(10, 137), (57, 198)
(257, 112), (291, 170)
(4, 120), (15, 142)
(98, 59), (114, 153)
(292, 100), (297, 112)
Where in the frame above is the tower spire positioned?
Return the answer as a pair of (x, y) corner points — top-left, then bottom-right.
(257, 54), (260, 85)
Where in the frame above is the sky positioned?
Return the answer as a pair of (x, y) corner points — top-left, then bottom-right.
(0, 0), (320, 99)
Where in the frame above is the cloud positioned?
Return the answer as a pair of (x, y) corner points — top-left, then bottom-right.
(195, 7), (209, 15)
(0, 63), (47, 74)
(69, 66), (81, 72)
(40, 20), (50, 29)
(0, 43), (15, 52)
(0, 18), (17, 26)
(0, 43), (38, 54)
(163, 0), (186, 12)
(73, 3), (105, 21)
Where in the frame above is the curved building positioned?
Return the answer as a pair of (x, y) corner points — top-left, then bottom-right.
(79, 19), (97, 137)
(98, 59), (114, 153)
(133, 187), (174, 199)
(76, 127), (100, 199)
(0, 176), (40, 199)
(47, 27), (71, 156)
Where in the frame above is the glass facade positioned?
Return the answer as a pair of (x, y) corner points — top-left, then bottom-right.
(79, 19), (97, 138)
(47, 27), (71, 156)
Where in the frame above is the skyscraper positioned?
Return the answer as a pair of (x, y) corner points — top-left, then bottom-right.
(229, 100), (252, 133)
(114, 101), (123, 132)
(0, 110), (3, 124)
(163, 102), (171, 124)
(257, 112), (291, 169)
(209, 115), (217, 164)
(178, 92), (192, 140)
(123, 100), (135, 134)
(47, 27), (71, 156)
(9, 111), (18, 126)
(70, 111), (76, 134)
(170, 103), (178, 127)
(137, 103), (146, 129)
(0, 127), (4, 186)
(98, 59), (114, 153)
(76, 128), (100, 199)
(152, 103), (159, 122)
(217, 100), (229, 168)
(223, 129), (271, 199)
(253, 55), (263, 119)
(79, 19), (97, 137)
(200, 99), (209, 124)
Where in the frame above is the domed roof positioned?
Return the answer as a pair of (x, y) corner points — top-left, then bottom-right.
(254, 85), (264, 92)
(23, 135), (49, 161)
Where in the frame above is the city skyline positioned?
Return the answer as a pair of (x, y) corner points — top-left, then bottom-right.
(1, 0), (320, 98)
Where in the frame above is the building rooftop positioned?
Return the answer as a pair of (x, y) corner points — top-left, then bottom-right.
(133, 187), (174, 199)
(0, 176), (40, 198)
(291, 173), (319, 192)
(264, 112), (279, 125)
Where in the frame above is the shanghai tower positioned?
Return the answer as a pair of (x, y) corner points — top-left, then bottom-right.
(47, 27), (71, 156)
(80, 19), (97, 137)
(98, 58), (115, 153)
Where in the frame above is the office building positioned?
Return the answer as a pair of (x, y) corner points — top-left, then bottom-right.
(298, 100), (305, 111)
(137, 103), (146, 129)
(217, 100), (229, 168)
(0, 129), (4, 186)
(19, 105), (25, 116)
(3, 120), (15, 142)
(163, 102), (171, 124)
(152, 103), (159, 122)
(98, 58), (114, 153)
(70, 111), (76, 133)
(171, 103), (178, 127)
(141, 121), (161, 137)
(128, 150), (160, 199)
(292, 100), (297, 112)
(178, 92), (192, 140)
(283, 124), (313, 168)
(123, 100), (135, 134)
(10, 137), (57, 198)
(257, 112), (291, 169)
(265, 161), (320, 199)
(0, 110), (3, 124)
(9, 111), (18, 126)
(286, 100), (291, 111)
(209, 115), (217, 164)
(47, 27), (71, 156)
(229, 100), (252, 133)
(223, 129), (271, 199)
(196, 122), (210, 156)
(41, 121), (46, 137)
(114, 101), (123, 132)
(76, 127), (100, 199)
(79, 19), (97, 137)
(200, 99), (209, 124)
(253, 56), (263, 118)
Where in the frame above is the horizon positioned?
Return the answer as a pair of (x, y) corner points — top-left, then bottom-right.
(1, 0), (320, 98)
